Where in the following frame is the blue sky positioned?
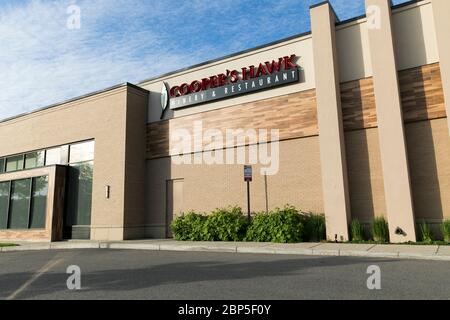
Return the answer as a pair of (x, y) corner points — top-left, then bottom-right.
(0, 0), (410, 120)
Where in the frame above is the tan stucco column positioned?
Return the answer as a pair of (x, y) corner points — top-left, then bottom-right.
(431, 0), (450, 134)
(311, 2), (351, 241)
(365, 0), (416, 242)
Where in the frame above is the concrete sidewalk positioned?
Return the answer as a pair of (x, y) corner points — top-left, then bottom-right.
(1, 240), (450, 261)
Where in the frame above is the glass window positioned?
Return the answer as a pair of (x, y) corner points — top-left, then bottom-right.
(29, 176), (48, 229)
(60, 145), (69, 165)
(0, 158), (5, 173)
(66, 162), (93, 227)
(0, 181), (9, 230)
(6, 155), (24, 172)
(45, 147), (62, 166)
(8, 179), (31, 229)
(25, 151), (45, 170)
(69, 141), (95, 164)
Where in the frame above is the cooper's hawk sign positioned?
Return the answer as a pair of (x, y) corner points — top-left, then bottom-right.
(165, 55), (301, 110)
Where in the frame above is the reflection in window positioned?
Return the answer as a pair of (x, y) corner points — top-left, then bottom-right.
(6, 155), (24, 172)
(0, 182), (9, 230)
(0, 176), (49, 230)
(29, 176), (48, 229)
(25, 151), (45, 170)
(69, 141), (95, 164)
(45, 147), (62, 166)
(8, 179), (31, 229)
(0, 158), (4, 173)
(66, 161), (93, 227)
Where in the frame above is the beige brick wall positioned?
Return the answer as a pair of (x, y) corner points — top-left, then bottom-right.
(0, 85), (148, 241)
(406, 118), (450, 221)
(145, 137), (324, 237)
(345, 128), (387, 223)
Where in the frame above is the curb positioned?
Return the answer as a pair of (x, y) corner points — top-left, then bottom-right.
(1, 242), (450, 261)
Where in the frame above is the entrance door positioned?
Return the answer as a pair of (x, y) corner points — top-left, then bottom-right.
(166, 179), (184, 238)
(64, 162), (93, 239)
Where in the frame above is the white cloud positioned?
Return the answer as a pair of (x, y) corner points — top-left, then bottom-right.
(0, 0), (225, 120)
(0, 0), (396, 120)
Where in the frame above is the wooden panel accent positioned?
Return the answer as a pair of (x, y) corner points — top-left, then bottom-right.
(147, 63), (446, 159)
(341, 63), (446, 132)
(341, 77), (378, 131)
(399, 63), (446, 123)
(147, 89), (318, 159)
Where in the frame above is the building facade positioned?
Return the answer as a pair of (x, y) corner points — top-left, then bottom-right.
(0, 0), (449, 243)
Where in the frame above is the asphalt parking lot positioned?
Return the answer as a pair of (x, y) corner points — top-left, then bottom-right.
(0, 249), (449, 300)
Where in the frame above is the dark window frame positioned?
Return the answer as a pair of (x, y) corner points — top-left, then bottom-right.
(0, 158), (5, 173)
(0, 181), (11, 230)
(5, 154), (25, 173)
(24, 151), (46, 170)
(0, 139), (94, 175)
(0, 175), (49, 231)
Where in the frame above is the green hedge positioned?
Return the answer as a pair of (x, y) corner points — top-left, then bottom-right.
(202, 207), (248, 241)
(245, 206), (304, 243)
(171, 211), (207, 241)
(171, 205), (326, 243)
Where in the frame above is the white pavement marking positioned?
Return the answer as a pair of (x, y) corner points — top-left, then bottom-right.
(7, 254), (64, 300)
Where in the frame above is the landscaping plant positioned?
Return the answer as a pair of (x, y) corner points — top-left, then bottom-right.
(372, 217), (389, 243)
(442, 220), (450, 243)
(171, 211), (206, 241)
(171, 205), (325, 244)
(419, 222), (433, 244)
(202, 206), (248, 241)
(245, 206), (305, 243)
(350, 219), (365, 242)
(303, 213), (326, 242)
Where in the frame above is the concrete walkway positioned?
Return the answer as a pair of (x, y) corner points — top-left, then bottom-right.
(1, 240), (450, 261)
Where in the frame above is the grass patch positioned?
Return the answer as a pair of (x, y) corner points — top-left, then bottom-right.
(419, 222), (434, 244)
(350, 219), (365, 242)
(303, 213), (326, 242)
(372, 217), (389, 243)
(0, 243), (18, 248)
(442, 220), (450, 243)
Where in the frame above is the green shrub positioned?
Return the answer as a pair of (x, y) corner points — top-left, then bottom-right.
(245, 213), (273, 242)
(171, 211), (206, 241)
(372, 217), (389, 243)
(442, 220), (450, 243)
(245, 206), (304, 243)
(303, 213), (326, 242)
(419, 222), (433, 244)
(350, 219), (365, 242)
(202, 207), (248, 241)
